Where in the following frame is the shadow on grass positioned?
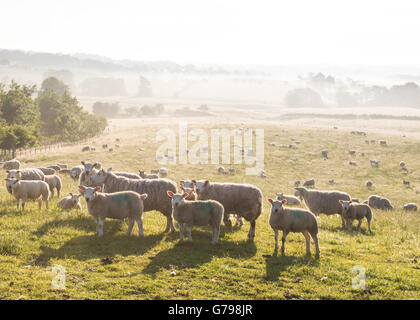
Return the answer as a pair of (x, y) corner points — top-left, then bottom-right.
(142, 229), (257, 277)
(265, 252), (320, 281)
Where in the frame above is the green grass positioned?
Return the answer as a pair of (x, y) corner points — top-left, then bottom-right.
(0, 121), (419, 300)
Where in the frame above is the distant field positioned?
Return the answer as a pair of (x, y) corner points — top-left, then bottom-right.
(0, 118), (419, 299)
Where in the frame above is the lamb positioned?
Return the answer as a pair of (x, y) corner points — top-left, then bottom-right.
(321, 150), (328, 159)
(193, 179), (263, 239)
(44, 175), (62, 198)
(57, 193), (82, 211)
(167, 191), (224, 244)
(70, 165), (84, 180)
(370, 160), (380, 167)
(367, 195), (393, 210)
(303, 179), (315, 187)
(5, 177), (49, 211)
(139, 170), (159, 179)
(5, 169), (45, 194)
(366, 180), (373, 188)
(349, 150), (356, 156)
(403, 203), (418, 211)
(403, 179), (410, 186)
(294, 180), (301, 187)
(295, 187), (351, 227)
(37, 167), (56, 175)
(78, 186), (147, 237)
(268, 198), (319, 256)
(82, 146), (91, 152)
(399, 161), (406, 168)
(276, 193), (301, 206)
(181, 185), (197, 200)
(339, 200), (373, 232)
(90, 169), (177, 233)
(349, 161), (357, 166)
(2, 159), (20, 170)
(79, 161), (102, 186)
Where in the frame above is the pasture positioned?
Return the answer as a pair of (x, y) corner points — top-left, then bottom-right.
(0, 118), (419, 300)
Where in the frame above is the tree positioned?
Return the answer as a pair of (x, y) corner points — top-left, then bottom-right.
(284, 88), (324, 108)
(0, 124), (37, 158)
(40, 77), (69, 96)
(92, 101), (121, 118)
(138, 76), (153, 97)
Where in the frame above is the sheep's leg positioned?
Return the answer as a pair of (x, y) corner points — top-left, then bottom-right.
(21, 199), (26, 211)
(45, 197), (49, 210)
(367, 217), (372, 233)
(347, 219), (352, 230)
(302, 231), (311, 255)
(356, 219), (362, 231)
(136, 218), (144, 237)
(248, 220), (256, 239)
(186, 224), (193, 242)
(16, 199), (20, 209)
(340, 214), (346, 228)
(281, 231), (289, 255)
(212, 225), (220, 244)
(38, 199), (42, 210)
(179, 223), (184, 242)
(311, 233), (320, 256)
(126, 219), (134, 236)
(223, 214), (233, 232)
(50, 189), (54, 199)
(97, 218), (104, 237)
(274, 229), (279, 252)
(164, 215), (175, 233)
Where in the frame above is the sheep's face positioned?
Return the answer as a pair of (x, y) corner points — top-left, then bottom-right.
(69, 193), (81, 205)
(82, 162), (100, 175)
(194, 180), (209, 194)
(339, 200), (352, 216)
(90, 169), (107, 185)
(139, 170), (145, 177)
(268, 198), (286, 214)
(276, 193), (284, 200)
(294, 187), (305, 197)
(180, 180), (193, 188)
(78, 186), (101, 202)
(167, 191), (188, 207)
(5, 178), (19, 191)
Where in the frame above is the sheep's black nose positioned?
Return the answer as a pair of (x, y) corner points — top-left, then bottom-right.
(274, 209), (278, 212)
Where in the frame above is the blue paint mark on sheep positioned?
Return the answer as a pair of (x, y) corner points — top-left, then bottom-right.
(193, 202), (213, 212)
(111, 193), (130, 207)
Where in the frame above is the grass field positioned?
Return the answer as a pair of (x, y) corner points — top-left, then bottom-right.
(0, 118), (419, 300)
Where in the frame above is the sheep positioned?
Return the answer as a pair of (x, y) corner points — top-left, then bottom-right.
(37, 167), (56, 175)
(59, 169), (71, 175)
(115, 144), (120, 148)
(403, 203), (418, 211)
(228, 168), (235, 174)
(90, 169), (177, 233)
(159, 168), (168, 177)
(47, 165), (61, 172)
(102, 144), (108, 149)
(57, 164), (68, 169)
(44, 175), (62, 198)
(351, 198), (360, 203)
(112, 171), (141, 180)
(180, 180), (195, 188)
(139, 170), (159, 179)
(379, 140), (387, 146)
(151, 169), (160, 174)
(109, 148), (114, 152)
(258, 169), (267, 178)
(79, 161), (102, 186)
(181, 185), (197, 201)
(193, 179), (262, 239)
(349, 150), (356, 156)
(329, 179), (335, 185)
(403, 179), (410, 187)
(339, 200), (373, 232)
(295, 187), (351, 227)
(370, 160), (380, 168)
(349, 161), (357, 166)
(268, 198), (319, 256)
(367, 195), (393, 210)
(321, 150), (328, 159)
(70, 165), (84, 180)
(5, 169), (45, 194)
(217, 166), (226, 174)
(366, 181), (373, 188)
(57, 193), (82, 211)
(294, 180), (301, 187)
(2, 159), (20, 170)
(116, 138), (121, 142)
(91, 147), (96, 151)
(82, 146), (91, 152)
(303, 179), (315, 187)
(276, 193), (301, 206)
(78, 185), (147, 237)
(399, 161), (406, 168)
(167, 191), (224, 244)
(5, 177), (49, 211)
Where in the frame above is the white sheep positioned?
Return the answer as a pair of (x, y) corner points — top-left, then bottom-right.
(167, 191), (224, 244)
(78, 185), (148, 237)
(5, 177), (49, 211)
(5, 169), (45, 194)
(70, 165), (84, 180)
(44, 174), (62, 198)
(57, 193), (82, 211)
(339, 200), (373, 232)
(403, 203), (418, 211)
(2, 159), (20, 170)
(276, 193), (301, 206)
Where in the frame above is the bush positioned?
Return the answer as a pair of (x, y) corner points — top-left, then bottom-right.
(284, 88), (324, 108)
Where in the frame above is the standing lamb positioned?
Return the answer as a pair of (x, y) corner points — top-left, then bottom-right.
(295, 187), (351, 227)
(90, 169), (177, 233)
(5, 169), (45, 194)
(339, 200), (373, 232)
(276, 193), (301, 206)
(167, 191), (224, 244)
(193, 180), (262, 239)
(268, 198), (319, 256)
(367, 195), (393, 210)
(78, 186), (147, 237)
(2, 159), (20, 170)
(44, 175), (62, 198)
(57, 193), (82, 211)
(5, 177), (49, 211)
(79, 161), (102, 186)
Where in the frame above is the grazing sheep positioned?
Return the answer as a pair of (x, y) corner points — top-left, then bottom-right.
(57, 193), (82, 211)
(102, 144), (108, 149)
(78, 186), (147, 237)
(276, 193), (301, 206)
(228, 168), (235, 174)
(90, 169), (177, 233)
(44, 175), (62, 198)
(91, 147), (96, 151)
(82, 146), (91, 152)
(37, 167), (56, 175)
(295, 187), (351, 227)
(167, 191), (224, 244)
(349, 161), (357, 166)
(151, 169), (160, 174)
(268, 198), (319, 256)
(116, 138), (121, 142)
(403, 203), (418, 211)
(366, 181), (373, 188)
(47, 165), (61, 172)
(5, 169), (45, 194)
(367, 195), (393, 210)
(399, 161), (406, 168)
(303, 179), (315, 187)
(109, 148), (113, 152)
(5, 178), (49, 211)
(339, 200), (373, 232)
(379, 140), (387, 146)
(193, 180), (262, 239)
(139, 170), (159, 179)
(2, 159), (20, 170)
(329, 179), (335, 185)
(70, 165), (84, 180)
(349, 150), (356, 156)
(294, 180), (301, 187)
(321, 150), (328, 159)
(403, 179), (410, 187)
(217, 166), (226, 174)
(159, 168), (168, 177)
(370, 160), (380, 168)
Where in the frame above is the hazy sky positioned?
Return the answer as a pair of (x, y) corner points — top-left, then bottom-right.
(1, 0), (420, 65)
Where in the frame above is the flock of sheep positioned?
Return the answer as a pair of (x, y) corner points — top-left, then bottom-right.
(1, 134), (418, 257)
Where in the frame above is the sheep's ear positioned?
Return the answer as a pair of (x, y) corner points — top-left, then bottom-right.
(204, 180), (209, 185)
(69, 192), (73, 196)
(94, 186), (101, 192)
(5, 170), (9, 173)
(268, 198), (273, 204)
(78, 185), (86, 191)
(182, 192), (189, 198)
(281, 199), (287, 204)
(180, 186), (185, 191)
(141, 193), (148, 200)
(339, 200), (343, 204)
(349, 200), (352, 204)
(81, 161), (85, 165)
(167, 191), (174, 198)
(180, 180), (184, 185)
